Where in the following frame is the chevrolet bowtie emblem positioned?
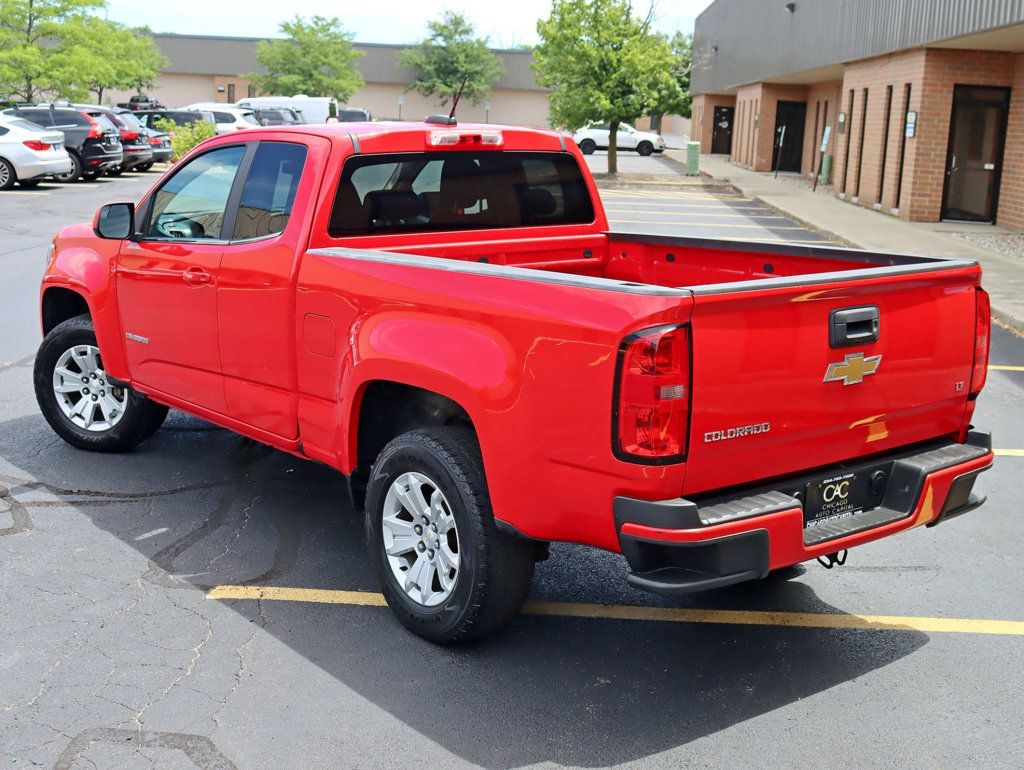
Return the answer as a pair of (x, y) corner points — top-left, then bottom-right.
(824, 352), (882, 385)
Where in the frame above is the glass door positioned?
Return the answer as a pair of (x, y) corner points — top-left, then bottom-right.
(942, 86), (1011, 222)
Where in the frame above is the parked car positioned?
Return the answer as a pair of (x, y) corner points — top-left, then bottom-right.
(90, 107), (153, 174)
(237, 95), (337, 124)
(0, 113), (73, 189)
(182, 103), (259, 133)
(141, 127), (172, 167)
(34, 121), (993, 643)
(132, 109), (217, 134)
(252, 107), (306, 126)
(572, 122), (666, 155)
(0, 105), (122, 180)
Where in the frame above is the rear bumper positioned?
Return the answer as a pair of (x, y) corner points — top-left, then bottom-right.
(615, 430), (994, 595)
(18, 155), (74, 179)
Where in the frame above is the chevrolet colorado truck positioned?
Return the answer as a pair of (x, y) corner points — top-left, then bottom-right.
(34, 121), (993, 642)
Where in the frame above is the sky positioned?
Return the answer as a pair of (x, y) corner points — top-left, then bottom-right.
(104, 0), (711, 48)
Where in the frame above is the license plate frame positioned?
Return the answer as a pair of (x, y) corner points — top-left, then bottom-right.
(803, 471), (871, 528)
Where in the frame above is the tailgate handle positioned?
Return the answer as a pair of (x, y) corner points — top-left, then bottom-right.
(830, 306), (879, 348)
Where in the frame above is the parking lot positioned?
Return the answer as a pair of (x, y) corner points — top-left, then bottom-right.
(2, 172), (1023, 768)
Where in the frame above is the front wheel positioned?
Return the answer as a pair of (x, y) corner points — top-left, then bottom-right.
(637, 141), (654, 156)
(106, 165), (124, 176)
(365, 426), (536, 643)
(578, 138), (597, 155)
(34, 315), (168, 452)
(136, 162), (153, 172)
(19, 178), (41, 188)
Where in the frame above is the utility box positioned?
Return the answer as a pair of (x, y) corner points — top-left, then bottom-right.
(819, 155), (832, 186)
(686, 141), (701, 176)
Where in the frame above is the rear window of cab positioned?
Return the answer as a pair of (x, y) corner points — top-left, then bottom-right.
(327, 151), (595, 237)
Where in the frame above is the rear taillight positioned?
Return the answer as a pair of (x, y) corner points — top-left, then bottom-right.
(970, 288), (991, 396)
(614, 325), (691, 462)
(120, 129), (139, 141)
(148, 136), (162, 145)
(23, 139), (49, 151)
(82, 112), (102, 138)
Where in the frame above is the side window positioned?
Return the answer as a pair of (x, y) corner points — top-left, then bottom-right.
(146, 145), (246, 240)
(232, 142), (308, 240)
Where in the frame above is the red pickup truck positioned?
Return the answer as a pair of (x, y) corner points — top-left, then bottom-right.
(34, 121), (993, 642)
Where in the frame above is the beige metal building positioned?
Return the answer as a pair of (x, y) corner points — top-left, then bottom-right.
(106, 33), (552, 127)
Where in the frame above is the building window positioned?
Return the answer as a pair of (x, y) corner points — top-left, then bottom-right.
(227, 83), (235, 102)
(248, 84), (256, 98)
(878, 85), (894, 203)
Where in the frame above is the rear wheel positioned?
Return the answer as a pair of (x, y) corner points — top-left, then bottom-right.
(578, 138), (597, 155)
(34, 315), (168, 452)
(365, 426), (536, 643)
(106, 165), (124, 176)
(53, 152), (82, 182)
(18, 179), (41, 188)
(0, 158), (16, 190)
(136, 162), (153, 172)
(637, 141), (654, 156)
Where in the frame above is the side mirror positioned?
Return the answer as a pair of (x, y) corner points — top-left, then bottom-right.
(94, 202), (135, 240)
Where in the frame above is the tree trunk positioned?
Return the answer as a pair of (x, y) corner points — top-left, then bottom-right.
(608, 120), (619, 175)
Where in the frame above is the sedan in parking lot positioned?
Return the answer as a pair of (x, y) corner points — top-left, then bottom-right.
(0, 114), (73, 189)
(132, 109), (217, 133)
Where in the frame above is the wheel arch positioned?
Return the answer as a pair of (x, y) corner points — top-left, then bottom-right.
(42, 286), (91, 335)
(348, 379), (478, 508)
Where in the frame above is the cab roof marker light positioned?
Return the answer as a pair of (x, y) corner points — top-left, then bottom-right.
(427, 130), (504, 148)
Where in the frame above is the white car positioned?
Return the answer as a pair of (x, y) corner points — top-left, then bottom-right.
(572, 122), (666, 156)
(182, 103), (260, 134)
(0, 114), (73, 190)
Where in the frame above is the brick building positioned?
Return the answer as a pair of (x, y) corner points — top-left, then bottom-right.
(690, 0), (1024, 229)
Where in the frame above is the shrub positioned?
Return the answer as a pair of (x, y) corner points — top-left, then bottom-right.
(153, 117), (217, 162)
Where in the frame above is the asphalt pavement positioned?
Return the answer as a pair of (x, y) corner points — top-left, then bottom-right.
(1, 172), (1022, 768)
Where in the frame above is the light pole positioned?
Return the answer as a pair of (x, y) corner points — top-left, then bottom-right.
(398, 93), (404, 121)
(484, 100), (491, 123)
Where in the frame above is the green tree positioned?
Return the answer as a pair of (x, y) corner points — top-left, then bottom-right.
(400, 11), (503, 107)
(246, 16), (364, 101)
(0, 0), (103, 102)
(534, 0), (683, 173)
(651, 32), (692, 120)
(74, 18), (167, 103)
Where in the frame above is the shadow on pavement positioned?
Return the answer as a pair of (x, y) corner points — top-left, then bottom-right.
(0, 411), (927, 767)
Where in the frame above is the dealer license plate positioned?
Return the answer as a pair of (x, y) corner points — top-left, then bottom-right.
(803, 471), (870, 527)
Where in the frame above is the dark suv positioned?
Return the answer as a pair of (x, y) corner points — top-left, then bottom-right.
(0, 106), (122, 180)
(74, 105), (153, 174)
(253, 107), (306, 126)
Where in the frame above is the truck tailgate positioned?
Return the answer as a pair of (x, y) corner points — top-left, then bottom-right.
(683, 265), (981, 495)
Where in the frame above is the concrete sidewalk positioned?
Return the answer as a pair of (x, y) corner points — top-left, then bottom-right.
(670, 151), (1024, 332)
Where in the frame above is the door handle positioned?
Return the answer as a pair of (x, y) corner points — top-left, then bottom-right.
(183, 268), (212, 286)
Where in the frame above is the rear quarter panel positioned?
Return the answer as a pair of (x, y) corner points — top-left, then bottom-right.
(295, 251), (693, 551)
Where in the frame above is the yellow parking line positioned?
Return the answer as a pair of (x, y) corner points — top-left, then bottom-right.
(989, 364), (1024, 371)
(206, 585), (1024, 636)
(995, 449), (1024, 457)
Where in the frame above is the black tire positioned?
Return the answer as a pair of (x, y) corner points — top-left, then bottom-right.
(34, 315), (169, 452)
(82, 168), (100, 180)
(0, 157), (16, 190)
(578, 138), (597, 155)
(18, 178), (41, 188)
(136, 162), (153, 172)
(54, 152), (82, 182)
(365, 426), (535, 643)
(106, 165), (124, 176)
(637, 141), (654, 156)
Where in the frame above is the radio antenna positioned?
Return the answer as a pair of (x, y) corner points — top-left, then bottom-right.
(448, 76), (468, 121)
